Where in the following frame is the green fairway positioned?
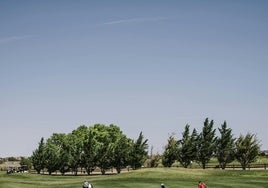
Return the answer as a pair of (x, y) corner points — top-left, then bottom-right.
(0, 168), (267, 188)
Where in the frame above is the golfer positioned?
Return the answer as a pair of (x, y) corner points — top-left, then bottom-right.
(83, 180), (93, 188)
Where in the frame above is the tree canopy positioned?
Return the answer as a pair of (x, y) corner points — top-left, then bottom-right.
(31, 119), (263, 174)
(31, 124), (148, 175)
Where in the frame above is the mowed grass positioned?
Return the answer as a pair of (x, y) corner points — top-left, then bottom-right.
(0, 168), (267, 188)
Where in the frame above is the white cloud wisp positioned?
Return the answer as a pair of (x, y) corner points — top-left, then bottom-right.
(101, 17), (168, 26)
(0, 35), (34, 45)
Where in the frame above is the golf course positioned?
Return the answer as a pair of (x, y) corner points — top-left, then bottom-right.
(0, 168), (267, 188)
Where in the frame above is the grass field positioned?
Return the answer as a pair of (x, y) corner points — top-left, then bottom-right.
(0, 168), (267, 188)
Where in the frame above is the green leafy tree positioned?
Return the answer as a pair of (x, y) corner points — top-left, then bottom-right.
(92, 124), (112, 174)
(7, 157), (18, 161)
(31, 123), (151, 175)
(106, 124), (132, 174)
(178, 125), (198, 168)
(69, 125), (88, 175)
(20, 157), (32, 171)
(31, 137), (45, 174)
(111, 133), (131, 173)
(82, 127), (97, 175)
(215, 121), (236, 169)
(129, 132), (148, 170)
(44, 134), (62, 175)
(162, 134), (178, 167)
(235, 133), (260, 170)
(196, 118), (217, 169)
(56, 134), (70, 175)
(45, 133), (70, 175)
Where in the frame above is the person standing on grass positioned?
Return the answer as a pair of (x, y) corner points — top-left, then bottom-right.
(198, 181), (207, 188)
(83, 180), (93, 188)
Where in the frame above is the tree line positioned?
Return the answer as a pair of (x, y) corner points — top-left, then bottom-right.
(162, 118), (261, 170)
(31, 118), (261, 175)
(31, 124), (148, 175)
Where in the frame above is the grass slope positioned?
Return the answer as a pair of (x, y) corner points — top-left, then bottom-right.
(0, 168), (267, 188)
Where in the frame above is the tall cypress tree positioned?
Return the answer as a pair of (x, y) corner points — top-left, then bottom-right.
(177, 125), (198, 168)
(162, 134), (178, 167)
(31, 137), (45, 174)
(129, 132), (148, 169)
(196, 118), (217, 169)
(235, 133), (260, 170)
(215, 121), (236, 169)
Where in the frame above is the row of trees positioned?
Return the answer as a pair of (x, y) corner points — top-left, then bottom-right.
(162, 118), (261, 170)
(31, 124), (148, 175)
(31, 119), (261, 174)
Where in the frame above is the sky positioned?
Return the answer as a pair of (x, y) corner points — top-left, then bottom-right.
(0, 0), (268, 157)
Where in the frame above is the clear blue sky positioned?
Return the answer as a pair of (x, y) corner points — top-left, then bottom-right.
(1, 0), (267, 157)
